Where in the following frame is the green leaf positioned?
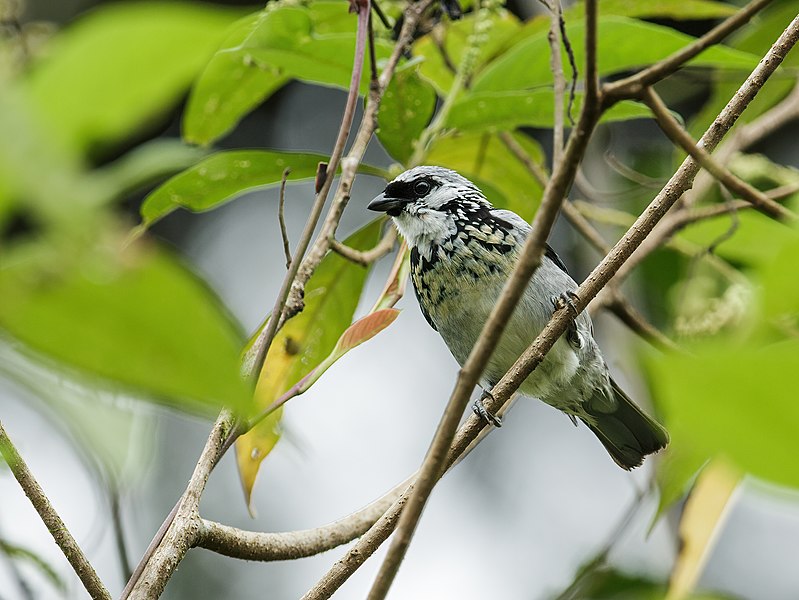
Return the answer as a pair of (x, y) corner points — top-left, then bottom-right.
(183, 13), (289, 146)
(473, 16), (759, 93)
(139, 150), (387, 227)
(377, 66), (437, 164)
(242, 5), (393, 95)
(648, 340), (799, 495)
(23, 1), (244, 154)
(237, 220), (383, 507)
(414, 10), (522, 96)
(427, 131), (545, 221)
(678, 209), (798, 267)
(447, 90), (652, 131)
(0, 240), (251, 417)
(572, 0), (736, 21)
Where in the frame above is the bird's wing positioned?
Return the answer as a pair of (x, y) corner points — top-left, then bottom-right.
(490, 208), (570, 275)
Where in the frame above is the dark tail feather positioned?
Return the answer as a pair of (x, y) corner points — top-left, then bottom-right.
(581, 378), (669, 470)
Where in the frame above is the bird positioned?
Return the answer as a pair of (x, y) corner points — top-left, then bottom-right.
(367, 165), (668, 469)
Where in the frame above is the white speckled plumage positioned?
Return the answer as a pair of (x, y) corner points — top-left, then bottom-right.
(368, 166), (668, 469)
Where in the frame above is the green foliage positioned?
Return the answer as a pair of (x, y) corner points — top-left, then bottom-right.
(184, 1), (394, 145)
(140, 150), (387, 227)
(447, 90), (651, 131)
(689, 2), (799, 139)
(377, 66), (437, 163)
(472, 17), (758, 93)
(23, 1), (244, 154)
(0, 240), (251, 417)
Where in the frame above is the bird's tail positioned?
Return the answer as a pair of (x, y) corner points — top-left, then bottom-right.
(581, 378), (669, 470)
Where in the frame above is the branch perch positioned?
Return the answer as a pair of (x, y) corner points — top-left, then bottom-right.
(0, 421), (110, 600)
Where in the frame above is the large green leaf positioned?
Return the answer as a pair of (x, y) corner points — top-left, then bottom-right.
(427, 131), (545, 221)
(446, 90), (652, 131)
(139, 150), (387, 227)
(377, 66), (437, 164)
(23, 1), (243, 154)
(237, 220), (383, 507)
(649, 340), (799, 494)
(0, 240), (251, 417)
(183, 13), (289, 146)
(243, 5), (392, 95)
(473, 16), (759, 93)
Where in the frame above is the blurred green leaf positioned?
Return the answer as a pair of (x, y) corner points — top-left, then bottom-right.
(760, 236), (799, 327)
(377, 66), (437, 164)
(414, 10), (521, 96)
(237, 220), (382, 508)
(183, 13), (289, 146)
(649, 340), (799, 495)
(0, 240), (251, 417)
(139, 150), (387, 227)
(0, 342), (154, 483)
(23, 1), (244, 154)
(473, 17), (759, 93)
(0, 539), (65, 593)
(447, 90), (652, 131)
(427, 131), (545, 220)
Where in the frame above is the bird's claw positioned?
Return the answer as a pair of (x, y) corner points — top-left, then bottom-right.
(472, 391), (502, 427)
(553, 291), (582, 348)
(552, 291), (580, 317)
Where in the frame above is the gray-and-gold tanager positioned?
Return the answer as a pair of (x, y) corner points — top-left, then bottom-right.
(368, 166), (668, 469)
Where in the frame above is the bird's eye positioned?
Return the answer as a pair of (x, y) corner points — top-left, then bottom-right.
(413, 180), (432, 196)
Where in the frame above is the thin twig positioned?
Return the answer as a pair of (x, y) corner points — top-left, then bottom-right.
(365, 3), (602, 598)
(278, 168), (292, 269)
(604, 289), (683, 353)
(245, 0), (373, 384)
(0, 421), (111, 600)
(548, 0), (566, 167)
(497, 132), (549, 187)
(110, 489), (133, 584)
(559, 11), (578, 125)
(330, 226), (397, 267)
(642, 86), (797, 222)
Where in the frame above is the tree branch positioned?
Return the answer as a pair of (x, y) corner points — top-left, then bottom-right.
(642, 86), (797, 222)
(329, 225), (397, 266)
(278, 167), (292, 269)
(196, 480), (408, 561)
(0, 421), (110, 600)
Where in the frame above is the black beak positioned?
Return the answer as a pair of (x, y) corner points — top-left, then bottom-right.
(367, 192), (405, 216)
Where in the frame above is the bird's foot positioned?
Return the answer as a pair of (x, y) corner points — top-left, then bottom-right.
(472, 390), (502, 427)
(553, 291), (582, 348)
(552, 291), (580, 317)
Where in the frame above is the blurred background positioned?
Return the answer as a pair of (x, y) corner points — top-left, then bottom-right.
(2, 0), (799, 598)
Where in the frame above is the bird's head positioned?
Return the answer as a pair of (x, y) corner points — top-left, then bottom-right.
(367, 166), (492, 250)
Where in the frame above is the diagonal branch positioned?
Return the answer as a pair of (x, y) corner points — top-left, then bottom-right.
(641, 86), (797, 222)
(0, 421), (111, 600)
